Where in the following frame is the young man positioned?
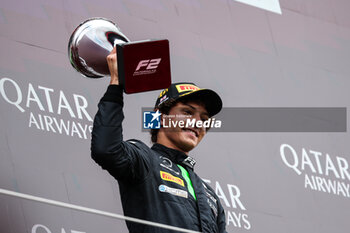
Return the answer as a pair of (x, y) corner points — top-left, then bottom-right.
(91, 47), (227, 233)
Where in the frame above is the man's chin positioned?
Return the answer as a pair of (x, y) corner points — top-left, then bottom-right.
(179, 138), (198, 152)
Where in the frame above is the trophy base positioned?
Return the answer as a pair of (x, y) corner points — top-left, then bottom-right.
(117, 39), (171, 94)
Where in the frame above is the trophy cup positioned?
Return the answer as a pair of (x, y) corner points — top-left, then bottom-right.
(68, 17), (171, 93)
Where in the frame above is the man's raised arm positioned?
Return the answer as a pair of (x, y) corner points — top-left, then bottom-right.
(90, 47), (150, 182)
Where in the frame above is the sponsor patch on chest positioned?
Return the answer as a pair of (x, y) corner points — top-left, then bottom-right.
(160, 171), (185, 187)
(159, 185), (188, 198)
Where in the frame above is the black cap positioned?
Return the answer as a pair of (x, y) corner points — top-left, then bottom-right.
(155, 82), (222, 117)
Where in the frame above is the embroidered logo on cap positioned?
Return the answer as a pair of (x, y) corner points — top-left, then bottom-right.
(175, 84), (200, 93)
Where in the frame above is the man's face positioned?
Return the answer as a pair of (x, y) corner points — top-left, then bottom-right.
(157, 100), (209, 153)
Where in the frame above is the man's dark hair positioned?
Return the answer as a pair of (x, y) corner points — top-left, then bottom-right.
(150, 98), (177, 143)
(150, 95), (209, 143)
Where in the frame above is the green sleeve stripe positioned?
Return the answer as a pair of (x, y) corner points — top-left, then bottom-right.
(177, 165), (197, 201)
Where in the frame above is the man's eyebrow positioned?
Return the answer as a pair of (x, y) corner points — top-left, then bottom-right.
(183, 103), (209, 116)
(183, 103), (196, 110)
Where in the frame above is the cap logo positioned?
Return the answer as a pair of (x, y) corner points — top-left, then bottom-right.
(159, 95), (168, 105)
(176, 84), (200, 93)
(158, 88), (168, 98)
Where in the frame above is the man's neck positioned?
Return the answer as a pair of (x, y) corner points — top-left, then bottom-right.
(156, 137), (189, 155)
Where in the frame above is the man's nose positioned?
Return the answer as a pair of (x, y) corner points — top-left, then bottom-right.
(191, 113), (205, 129)
(190, 113), (201, 121)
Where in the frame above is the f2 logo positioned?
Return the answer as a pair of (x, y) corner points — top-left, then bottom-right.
(135, 58), (162, 71)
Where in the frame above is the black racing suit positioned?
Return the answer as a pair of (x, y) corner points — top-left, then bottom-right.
(91, 85), (227, 233)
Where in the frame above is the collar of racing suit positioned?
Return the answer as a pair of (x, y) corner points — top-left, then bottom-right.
(151, 143), (197, 170)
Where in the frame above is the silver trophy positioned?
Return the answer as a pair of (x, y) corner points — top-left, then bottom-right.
(68, 17), (130, 78)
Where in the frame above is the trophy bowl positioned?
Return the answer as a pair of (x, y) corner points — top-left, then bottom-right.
(68, 17), (130, 78)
